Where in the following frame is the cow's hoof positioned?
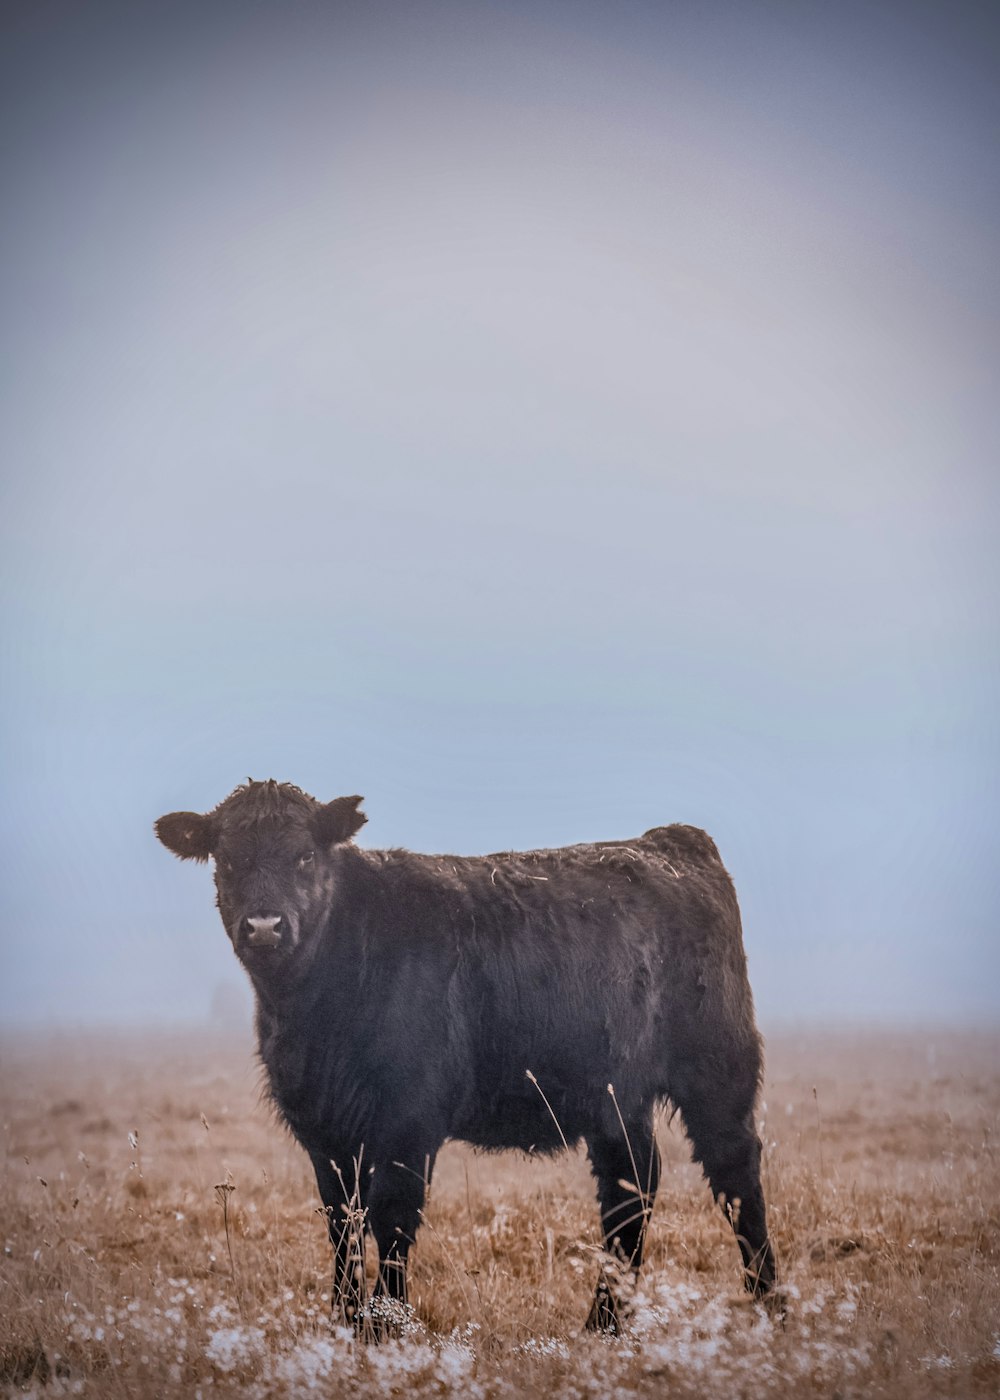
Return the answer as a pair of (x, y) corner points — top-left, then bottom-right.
(760, 1284), (789, 1326)
(585, 1280), (623, 1335)
(332, 1296), (366, 1335)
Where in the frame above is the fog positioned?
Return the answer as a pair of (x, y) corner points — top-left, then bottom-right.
(2, 0), (997, 1028)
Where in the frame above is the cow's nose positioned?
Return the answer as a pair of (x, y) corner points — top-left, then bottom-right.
(244, 914), (284, 948)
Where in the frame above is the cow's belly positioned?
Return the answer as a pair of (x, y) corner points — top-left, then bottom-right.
(449, 1064), (606, 1153)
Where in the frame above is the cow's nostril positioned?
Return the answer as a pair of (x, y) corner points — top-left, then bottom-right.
(244, 915), (284, 947)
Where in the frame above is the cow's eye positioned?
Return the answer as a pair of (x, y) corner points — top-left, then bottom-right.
(298, 852), (315, 869)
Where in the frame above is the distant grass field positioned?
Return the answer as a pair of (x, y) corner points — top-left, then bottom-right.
(1, 1026), (997, 1397)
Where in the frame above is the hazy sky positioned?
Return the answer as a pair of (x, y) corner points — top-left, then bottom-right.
(2, 0), (997, 1027)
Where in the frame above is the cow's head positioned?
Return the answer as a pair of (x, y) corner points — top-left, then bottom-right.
(154, 780), (366, 964)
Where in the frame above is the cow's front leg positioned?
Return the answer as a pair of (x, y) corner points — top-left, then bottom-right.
(310, 1150), (368, 1331)
(364, 1154), (434, 1340)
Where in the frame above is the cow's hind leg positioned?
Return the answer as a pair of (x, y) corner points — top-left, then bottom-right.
(680, 1101), (777, 1301)
(585, 1115), (660, 1334)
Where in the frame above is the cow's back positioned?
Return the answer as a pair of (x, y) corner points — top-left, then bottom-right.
(438, 824), (758, 1149)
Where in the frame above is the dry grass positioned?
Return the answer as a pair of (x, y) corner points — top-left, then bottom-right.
(1, 1025), (998, 1398)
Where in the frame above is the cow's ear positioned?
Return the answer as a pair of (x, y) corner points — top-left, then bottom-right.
(155, 811), (216, 862)
(315, 795), (367, 846)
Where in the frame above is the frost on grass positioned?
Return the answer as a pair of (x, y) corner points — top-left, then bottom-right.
(205, 1324), (266, 1375)
(247, 1331), (480, 1399)
(629, 1278), (872, 1395)
(515, 1337), (572, 1361)
(256, 1332), (357, 1393)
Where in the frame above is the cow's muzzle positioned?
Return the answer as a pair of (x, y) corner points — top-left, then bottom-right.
(241, 914), (286, 949)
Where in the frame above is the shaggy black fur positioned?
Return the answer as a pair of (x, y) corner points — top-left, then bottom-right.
(155, 780), (776, 1336)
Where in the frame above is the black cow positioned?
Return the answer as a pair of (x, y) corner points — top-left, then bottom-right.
(155, 780), (776, 1335)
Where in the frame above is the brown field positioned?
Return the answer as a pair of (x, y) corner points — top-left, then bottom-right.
(1, 1026), (998, 1398)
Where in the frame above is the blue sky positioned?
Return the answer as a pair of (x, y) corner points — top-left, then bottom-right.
(2, 0), (997, 1026)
